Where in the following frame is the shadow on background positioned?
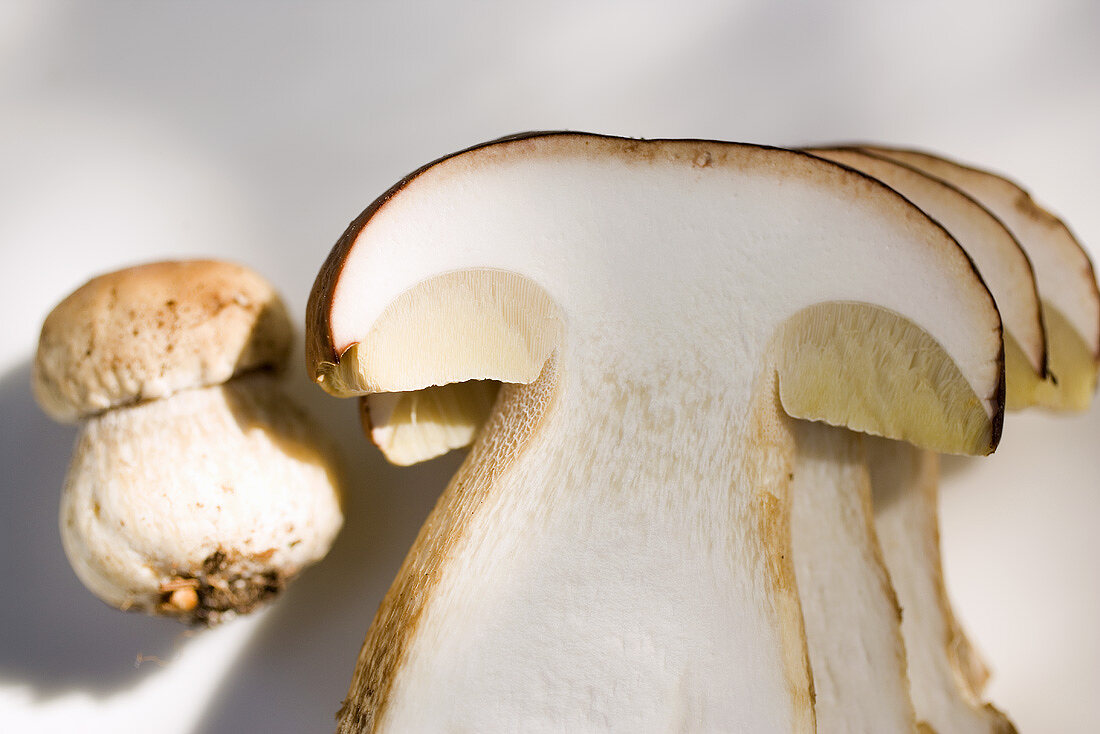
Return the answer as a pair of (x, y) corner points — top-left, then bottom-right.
(191, 355), (465, 733)
(0, 359), (191, 698)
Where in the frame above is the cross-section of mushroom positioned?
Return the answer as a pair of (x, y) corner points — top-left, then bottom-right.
(34, 260), (344, 624)
(307, 133), (1005, 732)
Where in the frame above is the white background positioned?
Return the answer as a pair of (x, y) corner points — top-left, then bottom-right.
(1, 1), (1097, 731)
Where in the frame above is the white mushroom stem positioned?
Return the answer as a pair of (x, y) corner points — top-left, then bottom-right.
(61, 373), (343, 623)
(791, 421), (916, 731)
(867, 438), (1016, 733)
(351, 359), (815, 732)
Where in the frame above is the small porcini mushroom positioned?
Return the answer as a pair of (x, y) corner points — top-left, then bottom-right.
(35, 260), (343, 624)
(307, 133), (1005, 731)
(803, 146), (1042, 732)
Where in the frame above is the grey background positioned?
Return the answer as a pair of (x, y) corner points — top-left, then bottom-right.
(2, 1), (1097, 731)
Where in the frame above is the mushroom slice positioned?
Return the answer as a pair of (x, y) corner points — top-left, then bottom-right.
(788, 419), (917, 731)
(862, 145), (1100, 409)
(848, 146), (1099, 699)
(307, 133), (1004, 732)
(803, 147), (1043, 731)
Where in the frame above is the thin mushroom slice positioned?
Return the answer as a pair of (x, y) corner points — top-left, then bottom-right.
(849, 145), (1099, 706)
(868, 437), (1017, 734)
(307, 133), (1004, 733)
(862, 145), (1100, 410)
(806, 146), (1044, 732)
(807, 147), (1046, 409)
(789, 420), (916, 731)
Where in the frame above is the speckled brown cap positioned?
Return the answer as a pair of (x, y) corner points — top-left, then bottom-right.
(34, 260), (292, 422)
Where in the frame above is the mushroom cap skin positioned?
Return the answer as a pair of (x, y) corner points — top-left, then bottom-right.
(35, 259), (292, 422)
(61, 373), (344, 624)
(307, 133), (1006, 732)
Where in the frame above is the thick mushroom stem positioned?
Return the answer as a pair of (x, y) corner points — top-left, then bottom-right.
(309, 135), (1004, 732)
(342, 359), (816, 732)
(867, 438), (1016, 734)
(61, 374), (343, 624)
(791, 422), (916, 731)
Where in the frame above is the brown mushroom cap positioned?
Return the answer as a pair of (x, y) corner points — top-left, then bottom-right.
(34, 260), (292, 422)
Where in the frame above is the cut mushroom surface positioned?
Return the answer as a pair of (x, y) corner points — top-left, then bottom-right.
(308, 133), (1005, 732)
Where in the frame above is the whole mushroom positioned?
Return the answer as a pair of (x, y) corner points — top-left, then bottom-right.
(34, 260), (344, 624)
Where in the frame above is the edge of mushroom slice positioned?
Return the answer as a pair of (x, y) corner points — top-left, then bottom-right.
(860, 145), (1099, 410)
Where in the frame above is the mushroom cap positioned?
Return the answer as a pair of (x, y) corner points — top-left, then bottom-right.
(34, 260), (292, 422)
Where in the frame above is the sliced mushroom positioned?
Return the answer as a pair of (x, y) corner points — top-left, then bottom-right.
(784, 145), (1048, 732)
(35, 260), (344, 624)
(863, 146), (1100, 409)
(803, 146), (1045, 731)
(813, 146), (1098, 732)
(307, 133), (1005, 731)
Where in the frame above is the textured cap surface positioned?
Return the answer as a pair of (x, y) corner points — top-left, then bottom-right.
(34, 260), (292, 421)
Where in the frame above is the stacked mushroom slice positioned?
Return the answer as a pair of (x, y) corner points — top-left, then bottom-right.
(864, 147), (1100, 412)
(34, 260), (344, 624)
(808, 146), (1099, 732)
(772, 145), (1045, 732)
(307, 133), (1007, 732)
